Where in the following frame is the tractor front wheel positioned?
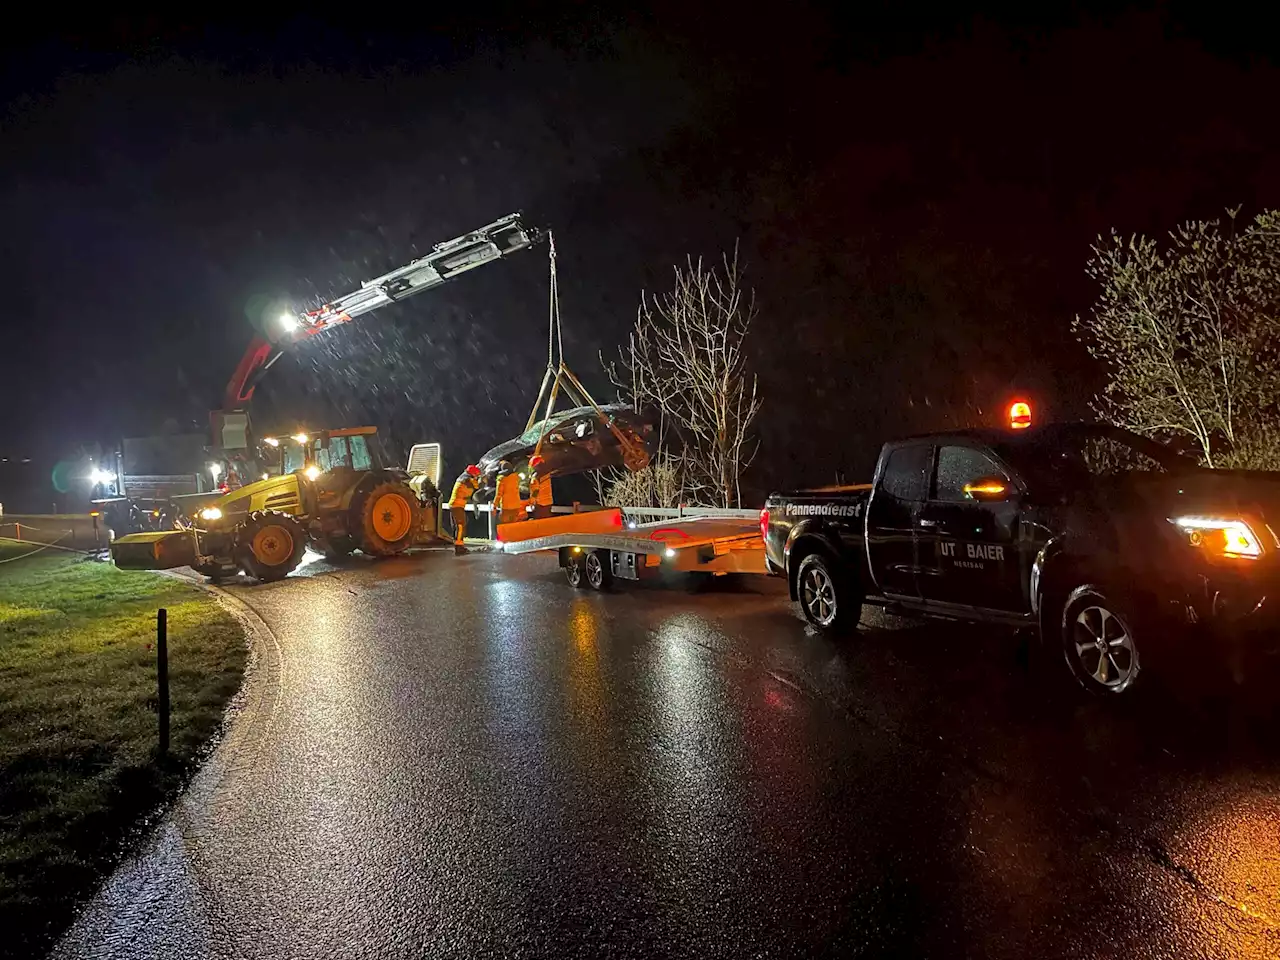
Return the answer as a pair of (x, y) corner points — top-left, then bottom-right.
(235, 512), (307, 582)
(354, 481), (421, 557)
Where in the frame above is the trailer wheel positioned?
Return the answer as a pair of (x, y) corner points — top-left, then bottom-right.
(584, 550), (613, 591)
(235, 511), (307, 583)
(564, 553), (585, 588)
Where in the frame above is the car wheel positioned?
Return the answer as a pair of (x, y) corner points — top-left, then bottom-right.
(564, 553), (585, 588)
(1061, 586), (1141, 694)
(584, 550), (612, 590)
(796, 552), (860, 632)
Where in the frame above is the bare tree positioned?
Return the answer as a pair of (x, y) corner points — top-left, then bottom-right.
(600, 453), (685, 508)
(605, 245), (763, 507)
(1074, 209), (1280, 466)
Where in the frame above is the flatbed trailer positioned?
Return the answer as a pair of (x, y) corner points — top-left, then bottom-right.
(497, 509), (767, 589)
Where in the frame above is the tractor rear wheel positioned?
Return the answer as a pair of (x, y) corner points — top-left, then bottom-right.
(354, 481), (421, 557)
(235, 511), (307, 582)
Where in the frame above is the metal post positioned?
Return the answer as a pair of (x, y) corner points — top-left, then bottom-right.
(488, 504), (497, 540)
(157, 609), (170, 755)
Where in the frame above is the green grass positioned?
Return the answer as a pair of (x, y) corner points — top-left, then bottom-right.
(0, 550), (246, 957)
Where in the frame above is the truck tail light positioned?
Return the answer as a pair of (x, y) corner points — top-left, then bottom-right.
(759, 506), (770, 542)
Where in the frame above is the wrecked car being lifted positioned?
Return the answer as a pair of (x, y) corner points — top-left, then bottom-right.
(475, 403), (655, 480)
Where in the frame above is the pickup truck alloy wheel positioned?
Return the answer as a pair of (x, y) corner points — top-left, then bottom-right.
(802, 565), (837, 626)
(796, 552), (857, 630)
(1062, 589), (1141, 693)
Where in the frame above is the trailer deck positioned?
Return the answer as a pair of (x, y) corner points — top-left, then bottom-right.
(498, 510), (766, 585)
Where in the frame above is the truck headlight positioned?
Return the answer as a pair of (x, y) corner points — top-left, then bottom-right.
(199, 506), (223, 522)
(304, 465), (321, 481)
(1170, 516), (1264, 559)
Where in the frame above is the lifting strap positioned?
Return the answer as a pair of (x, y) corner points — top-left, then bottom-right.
(522, 233), (648, 469)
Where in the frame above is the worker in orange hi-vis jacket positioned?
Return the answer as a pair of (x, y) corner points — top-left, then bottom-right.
(493, 461), (525, 525)
(449, 464), (481, 554)
(528, 455), (554, 519)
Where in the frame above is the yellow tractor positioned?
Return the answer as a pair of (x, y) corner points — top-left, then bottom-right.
(111, 427), (444, 582)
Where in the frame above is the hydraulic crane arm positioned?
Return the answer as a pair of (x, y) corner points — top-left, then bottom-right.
(224, 213), (541, 409)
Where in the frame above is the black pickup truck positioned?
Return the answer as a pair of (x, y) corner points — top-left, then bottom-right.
(763, 423), (1280, 694)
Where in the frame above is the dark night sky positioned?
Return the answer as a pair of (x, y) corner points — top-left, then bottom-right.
(4, 3), (1280, 493)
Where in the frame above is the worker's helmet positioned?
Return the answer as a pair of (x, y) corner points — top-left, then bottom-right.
(466, 464), (481, 477)
(529, 455), (545, 469)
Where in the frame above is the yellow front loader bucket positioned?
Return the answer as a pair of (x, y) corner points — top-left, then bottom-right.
(110, 530), (198, 570)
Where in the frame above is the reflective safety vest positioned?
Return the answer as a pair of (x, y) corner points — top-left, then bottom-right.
(449, 476), (477, 508)
(530, 473), (553, 507)
(494, 472), (523, 511)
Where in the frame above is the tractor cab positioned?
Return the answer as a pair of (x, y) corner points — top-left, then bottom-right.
(295, 427), (394, 476)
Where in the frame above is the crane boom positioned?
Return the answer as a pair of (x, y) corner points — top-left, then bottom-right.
(224, 213), (541, 409)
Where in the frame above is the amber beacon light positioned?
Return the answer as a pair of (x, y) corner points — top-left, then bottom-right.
(1009, 401), (1032, 430)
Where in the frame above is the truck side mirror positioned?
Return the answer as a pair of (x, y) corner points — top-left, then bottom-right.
(962, 477), (1011, 502)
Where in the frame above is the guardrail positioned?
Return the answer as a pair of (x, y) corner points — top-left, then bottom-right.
(612, 506), (761, 521)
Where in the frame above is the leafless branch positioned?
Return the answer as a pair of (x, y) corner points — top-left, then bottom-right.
(602, 242), (763, 506)
(1074, 210), (1280, 468)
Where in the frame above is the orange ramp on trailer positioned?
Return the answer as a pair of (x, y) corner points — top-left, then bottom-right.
(496, 508), (624, 544)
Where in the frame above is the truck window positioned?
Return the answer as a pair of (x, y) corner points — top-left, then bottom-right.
(933, 446), (1009, 502)
(879, 445), (931, 501)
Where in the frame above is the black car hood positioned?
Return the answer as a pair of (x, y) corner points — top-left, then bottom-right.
(1159, 468), (1280, 520)
(1090, 468), (1280, 530)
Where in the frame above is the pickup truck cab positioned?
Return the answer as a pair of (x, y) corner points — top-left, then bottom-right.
(763, 423), (1280, 694)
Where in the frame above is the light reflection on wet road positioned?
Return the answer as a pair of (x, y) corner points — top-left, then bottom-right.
(56, 551), (1280, 958)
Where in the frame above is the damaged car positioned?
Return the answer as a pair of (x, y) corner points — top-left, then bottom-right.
(476, 403), (656, 483)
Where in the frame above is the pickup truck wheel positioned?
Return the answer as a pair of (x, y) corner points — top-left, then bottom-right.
(1061, 587), (1141, 694)
(797, 552), (859, 632)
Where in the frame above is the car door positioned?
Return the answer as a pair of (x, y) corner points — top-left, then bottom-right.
(916, 443), (1025, 612)
(866, 442), (931, 599)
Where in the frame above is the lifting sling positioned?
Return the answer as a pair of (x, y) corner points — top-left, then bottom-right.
(523, 233), (649, 472)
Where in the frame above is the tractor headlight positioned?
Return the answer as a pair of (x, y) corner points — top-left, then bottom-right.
(1170, 516), (1265, 560)
(199, 506), (223, 522)
(304, 465), (321, 481)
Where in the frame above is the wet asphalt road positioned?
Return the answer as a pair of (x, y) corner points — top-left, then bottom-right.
(56, 550), (1280, 959)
